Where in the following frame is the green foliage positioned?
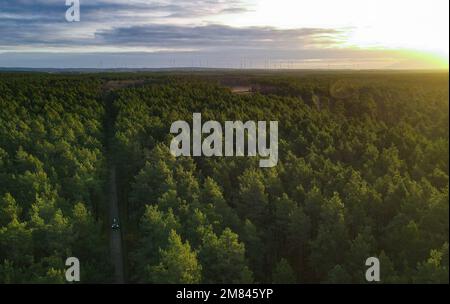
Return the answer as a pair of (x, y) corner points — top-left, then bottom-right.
(1, 72), (448, 283)
(147, 230), (201, 284)
(118, 72), (448, 283)
(414, 243), (449, 284)
(273, 259), (296, 284)
(0, 74), (110, 283)
(199, 228), (253, 283)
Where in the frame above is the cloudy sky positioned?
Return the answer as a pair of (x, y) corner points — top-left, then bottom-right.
(0, 0), (448, 69)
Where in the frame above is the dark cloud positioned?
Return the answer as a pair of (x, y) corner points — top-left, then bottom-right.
(0, 1), (341, 51)
(95, 24), (341, 50)
(0, 0), (257, 48)
(0, 0), (364, 68)
(0, 21), (341, 51)
(0, 0), (251, 22)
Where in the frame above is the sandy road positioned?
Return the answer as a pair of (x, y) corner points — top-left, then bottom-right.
(109, 163), (124, 283)
(104, 91), (125, 284)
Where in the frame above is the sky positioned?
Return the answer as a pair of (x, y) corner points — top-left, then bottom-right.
(0, 0), (448, 69)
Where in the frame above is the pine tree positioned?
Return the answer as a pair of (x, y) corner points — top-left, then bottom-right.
(272, 259), (296, 284)
(199, 228), (253, 283)
(148, 230), (201, 284)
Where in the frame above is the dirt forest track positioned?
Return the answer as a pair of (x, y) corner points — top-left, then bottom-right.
(108, 164), (124, 283)
(103, 86), (125, 283)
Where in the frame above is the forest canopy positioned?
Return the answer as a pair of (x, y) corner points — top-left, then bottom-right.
(0, 71), (448, 284)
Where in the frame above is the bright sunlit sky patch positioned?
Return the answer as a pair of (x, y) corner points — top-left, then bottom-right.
(0, 0), (448, 69)
(213, 0), (449, 56)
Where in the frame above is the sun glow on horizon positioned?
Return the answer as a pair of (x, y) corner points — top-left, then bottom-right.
(212, 0), (449, 68)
